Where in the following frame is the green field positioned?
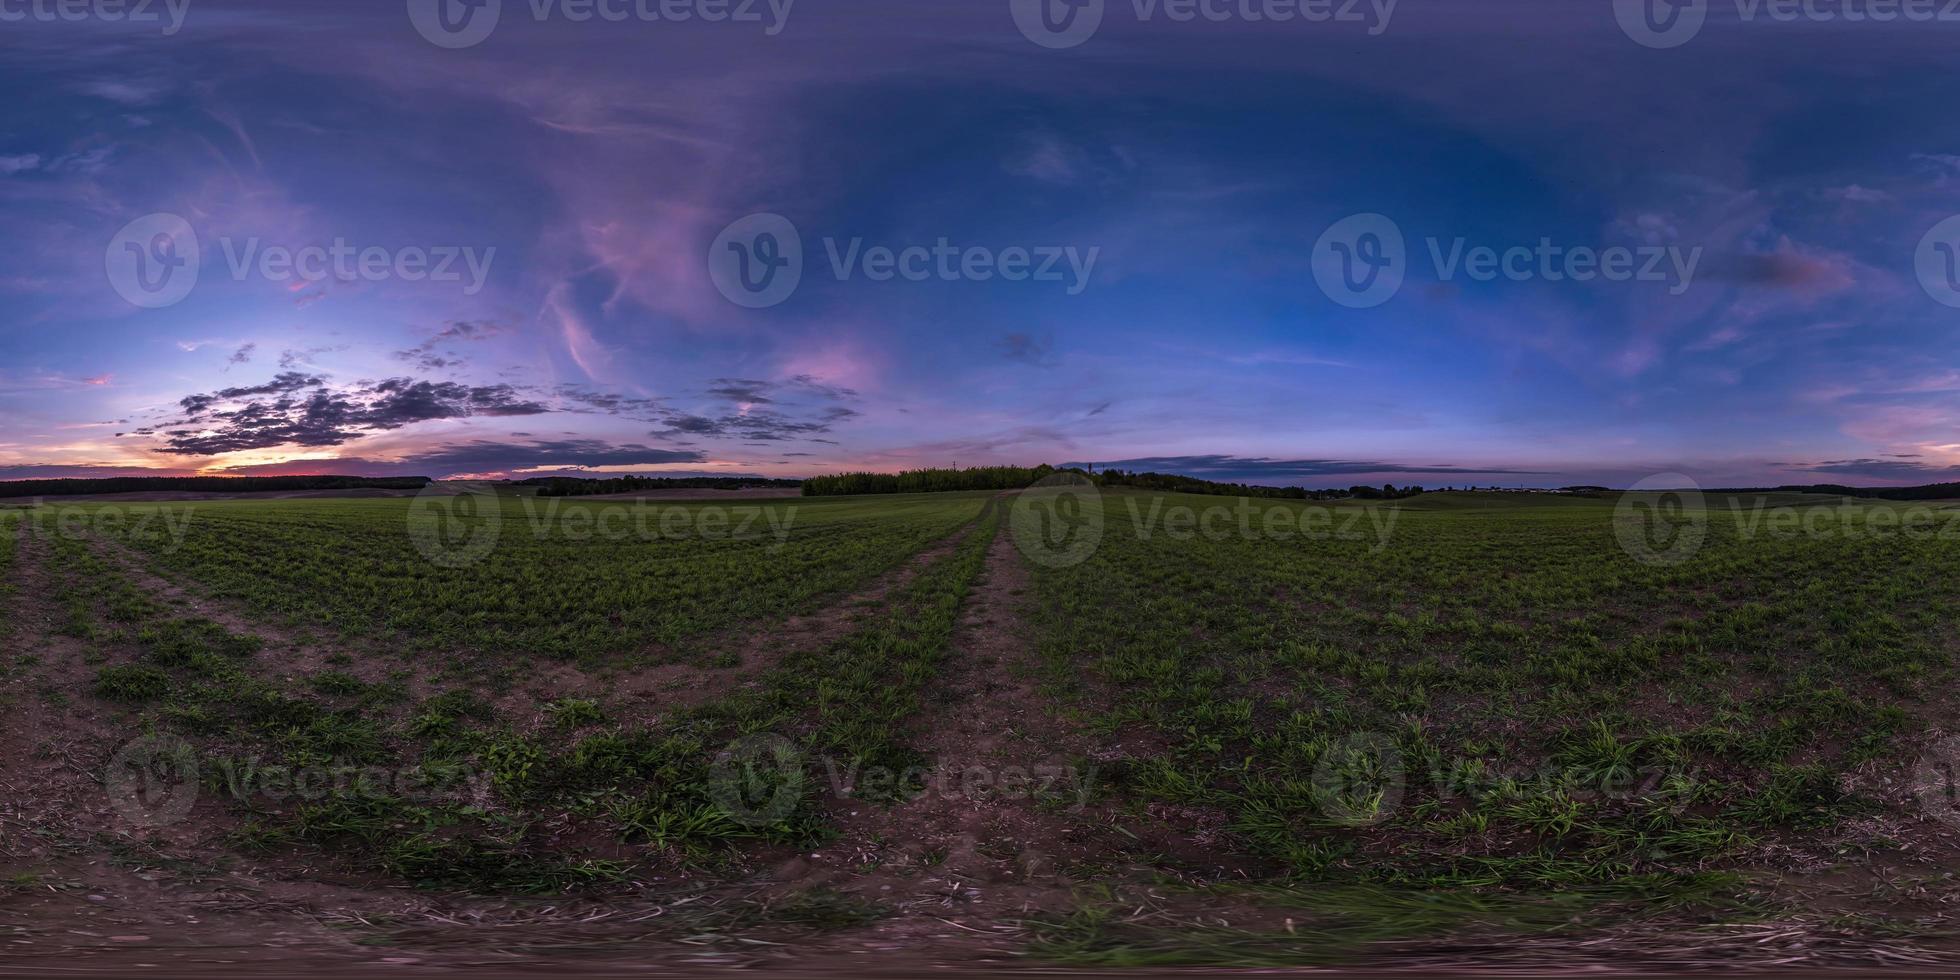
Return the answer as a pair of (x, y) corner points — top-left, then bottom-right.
(107, 491), (991, 659)
(3, 488), (1958, 967)
(1026, 493), (1956, 931)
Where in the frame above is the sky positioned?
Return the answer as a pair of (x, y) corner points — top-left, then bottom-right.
(3, 0), (1960, 489)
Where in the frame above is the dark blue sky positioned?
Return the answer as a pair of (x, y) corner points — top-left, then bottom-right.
(4, 0), (1959, 487)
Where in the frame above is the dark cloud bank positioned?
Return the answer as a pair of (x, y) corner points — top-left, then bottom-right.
(116, 370), (866, 477)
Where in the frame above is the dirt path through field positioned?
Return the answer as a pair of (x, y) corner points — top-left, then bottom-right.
(770, 493), (1363, 960)
(0, 498), (1113, 973)
(0, 517), (391, 965)
(769, 494), (1169, 955)
(0, 519), (129, 844)
(75, 502), (1000, 727)
(554, 498), (1009, 718)
(81, 536), (374, 693)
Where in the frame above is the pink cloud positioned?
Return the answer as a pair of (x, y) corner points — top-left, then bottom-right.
(1841, 404), (1955, 446)
(543, 283), (615, 383)
(777, 338), (886, 394)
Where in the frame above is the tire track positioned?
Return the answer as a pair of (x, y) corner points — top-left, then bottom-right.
(561, 494), (1010, 717)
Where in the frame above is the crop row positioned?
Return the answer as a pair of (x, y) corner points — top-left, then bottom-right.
(1023, 493), (1958, 892)
(52, 497), (1005, 891)
(73, 492), (990, 662)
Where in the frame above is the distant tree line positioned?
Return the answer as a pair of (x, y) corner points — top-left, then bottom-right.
(1095, 470), (1430, 500)
(1091, 468), (1312, 498)
(801, 466), (1058, 497)
(1337, 484), (1429, 500)
(522, 475), (804, 498)
(1726, 482), (1960, 501)
(0, 475), (431, 499)
(800, 464), (1433, 500)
